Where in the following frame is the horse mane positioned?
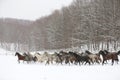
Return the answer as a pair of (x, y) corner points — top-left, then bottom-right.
(23, 52), (28, 56)
(15, 52), (25, 58)
(44, 52), (48, 55)
(60, 50), (64, 53)
(36, 53), (41, 55)
(104, 50), (109, 54)
(99, 50), (106, 55)
(16, 52), (21, 55)
(85, 50), (92, 54)
(27, 52), (33, 56)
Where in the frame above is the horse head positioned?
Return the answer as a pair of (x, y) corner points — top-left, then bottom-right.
(99, 50), (105, 56)
(15, 52), (19, 56)
(36, 53), (41, 55)
(117, 50), (120, 55)
(33, 56), (38, 62)
(23, 52), (28, 56)
(60, 50), (64, 53)
(68, 51), (74, 54)
(44, 52), (48, 56)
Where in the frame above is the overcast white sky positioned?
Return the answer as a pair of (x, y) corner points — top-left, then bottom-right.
(0, 0), (73, 21)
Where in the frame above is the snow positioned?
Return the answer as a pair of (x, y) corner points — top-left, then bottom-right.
(0, 48), (120, 80)
(0, 48), (7, 54)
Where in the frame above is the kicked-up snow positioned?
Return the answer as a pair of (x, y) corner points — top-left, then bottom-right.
(0, 54), (120, 80)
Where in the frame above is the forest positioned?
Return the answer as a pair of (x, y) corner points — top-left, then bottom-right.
(0, 0), (120, 52)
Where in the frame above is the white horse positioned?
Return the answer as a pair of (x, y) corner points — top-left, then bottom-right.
(43, 52), (57, 65)
(34, 53), (48, 63)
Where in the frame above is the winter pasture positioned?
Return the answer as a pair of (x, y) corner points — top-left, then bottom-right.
(0, 48), (120, 80)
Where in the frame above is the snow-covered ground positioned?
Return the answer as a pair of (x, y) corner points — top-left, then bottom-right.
(0, 48), (120, 80)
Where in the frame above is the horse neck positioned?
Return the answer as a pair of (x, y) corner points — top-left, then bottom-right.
(117, 51), (120, 55)
(24, 53), (27, 56)
(35, 53), (40, 57)
(16, 53), (22, 58)
(86, 51), (92, 54)
(28, 53), (32, 56)
(104, 50), (109, 54)
(99, 51), (106, 56)
(101, 53), (106, 57)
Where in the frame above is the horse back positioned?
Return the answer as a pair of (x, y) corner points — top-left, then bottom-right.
(105, 53), (118, 60)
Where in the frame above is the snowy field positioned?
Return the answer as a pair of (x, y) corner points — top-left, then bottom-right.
(0, 49), (120, 80)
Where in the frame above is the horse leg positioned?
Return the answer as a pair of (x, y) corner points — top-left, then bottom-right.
(102, 60), (104, 65)
(51, 60), (53, 64)
(112, 59), (114, 65)
(99, 58), (102, 64)
(116, 59), (119, 64)
(82, 61), (84, 65)
(27, 61), (29, 64)
(65, 58), (69, 65)
(79, 61), (81, 65)
(18, 60), (20, 63)
(78, 60), (80, 65)
(85, 60), (90, 65)
(60, 60), (63, 65)
(45, 60), (49, 65)
(87, 60), (91, 65)
(84, 61), (87, 65)
(74, 60), (77, 65)
(68, 60), (71, 66)
(84, 60), (88, 65)
(96, 58), (101, 64)
(76, 60), (80, 65)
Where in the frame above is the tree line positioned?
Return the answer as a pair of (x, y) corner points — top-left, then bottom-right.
(0, 0), (120, 52)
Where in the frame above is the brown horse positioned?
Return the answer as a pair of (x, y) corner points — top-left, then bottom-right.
(15, 52), (30, 63)
(99, 50), (119, 65)
(15, 52), (25, 63)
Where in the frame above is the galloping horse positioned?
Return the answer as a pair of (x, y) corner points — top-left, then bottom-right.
(15, 52), (26, 63)
(23, 52), (37, 62)
(34, 53), (44, 63)
(104, 50), (120, 64)
(85, 50), (102, 64)
(53, 52), (63, 65)
(99, 50), (120, 65)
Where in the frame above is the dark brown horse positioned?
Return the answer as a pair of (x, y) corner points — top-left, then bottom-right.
(15, 52), (31, 63)
(99, 50), (120, 65)
(15, 52), (25, 63)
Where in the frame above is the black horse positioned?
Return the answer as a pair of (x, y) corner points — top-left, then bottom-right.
(68, 51), (91, 65)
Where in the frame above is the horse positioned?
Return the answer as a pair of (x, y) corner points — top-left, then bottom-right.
(103, 50), (120, 64)
(34, 52), (50, 64)
(59, 51), (78, 65)
(43, 52), (55, 65)
(85, 50), (102, 64)
(68, 51), (91, 65)
(99, 50), (119, 65)
(79, 55), (91, 65)
(59, 51), (70, 64)
(52, 52), (63, 65)
(15, 52), (29, 63)
(34, 53), (45, 63)
(23, 52), (37, 63)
